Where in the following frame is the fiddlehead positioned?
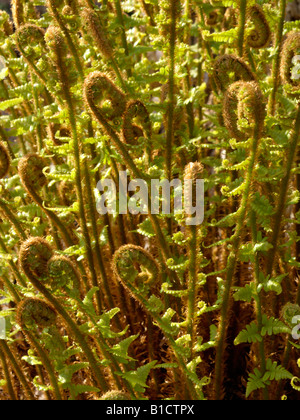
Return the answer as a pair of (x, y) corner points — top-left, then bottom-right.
(213, 54), (255, 92)
(15, 24), (52, 87)
(46, 0), (84, 80)
(19, 237), (109, 392)
(18, 153), (48, 196)
(247, 5), (271, 49)
(84, 72), (127, 127)
(81, 7), (113, 60)
(223, 81), (265, 140)
(45, 25), (70, 96)
(215, 81), (265, 399)
(47, 255), (81, 290)
(16, 298), (57, 331)
(113, 245), (161, 301)
(122, 100), (152, 164)
(280, 32), (300, 96)
(16, 297), (63, 400)
(18, 237), (53, 280)
(0, 141), (10, 179)
(122, 100), (152, 145)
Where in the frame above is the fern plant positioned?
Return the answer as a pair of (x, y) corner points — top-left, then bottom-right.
(0, 0), (299, 401)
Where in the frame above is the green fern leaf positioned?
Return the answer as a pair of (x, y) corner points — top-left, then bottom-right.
(234, 321), (262, 345)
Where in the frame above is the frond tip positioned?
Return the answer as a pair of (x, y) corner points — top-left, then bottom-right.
(18, 153), (48, 193)
(280, 31), (300, 94)
(113, 245), (161, 300)
(223, 81), (265, 140)
(213, 54), (255, 92)
(83, 71), (127, 123)
(16, 298), (57, 330)
(19, 237), (53, 280)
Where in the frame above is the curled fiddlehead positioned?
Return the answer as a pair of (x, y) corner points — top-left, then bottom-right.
(61, 5), (80, 33)
(122, 100), (152, 145)
(45, 25), (70, 94)
(16, 298), (57, 331)
(19, 237), (53, 281)
(15, 24), (51, 83)
(113, 245), (161, 302)
(280, 32), (300, 95)
(16, 296), (63, 400)
(47, 255), (81, 290)
(15, 24), (45, 58)
(84, 72), (127, 126)
(247, 4), (271, 49)
(19, 237), (109, 392)
(0, 141), (10, 179)
(81, 7), (113, 60)
(18, 153), (47, 196)
(213, 54), (255, 92)
(223, 81), (265, 141)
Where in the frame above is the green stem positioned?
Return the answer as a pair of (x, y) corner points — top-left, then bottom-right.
(166, 0), (177, 182)
(113, 0), (131, 77)
(24, 330), (63, 400)
(0, 340), (35, 400)
(0, 199), (27, 241)
(267, 0), (286, 116)
(0, 235), (26, 287)
(82, 156), (119, 318)
(0, 347), (17, 400)
(237, 0), (247, 57)
(186, 225), (197, 358)
(249, 211), (269, 400)
(215, 132), (260, 400)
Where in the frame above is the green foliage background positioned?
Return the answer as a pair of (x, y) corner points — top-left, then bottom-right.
(0, 0), (299, 400)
